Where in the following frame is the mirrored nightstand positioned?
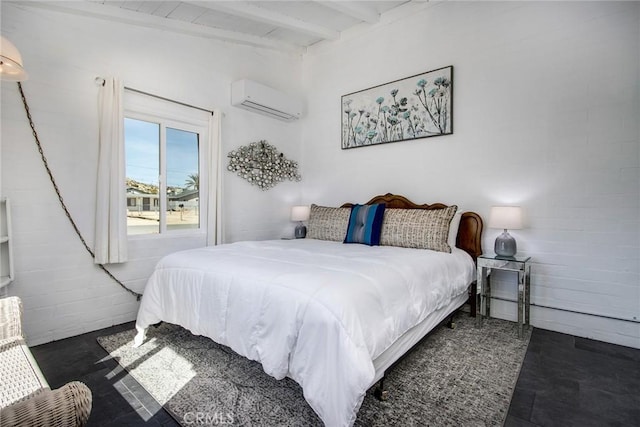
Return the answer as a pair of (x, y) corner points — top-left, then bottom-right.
(477, 254), (531, 338)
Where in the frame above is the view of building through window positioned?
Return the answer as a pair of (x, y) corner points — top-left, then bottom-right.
(125, 118), (200, 235)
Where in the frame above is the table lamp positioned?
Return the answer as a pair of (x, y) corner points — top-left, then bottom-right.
(291, 205), (310, 238)
(488, 206), (523, 257)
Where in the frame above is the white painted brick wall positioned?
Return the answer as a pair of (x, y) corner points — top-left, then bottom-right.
(1, 3), (304, 345)
(1, 1), (638, 350)
(302, 1), (640, 348)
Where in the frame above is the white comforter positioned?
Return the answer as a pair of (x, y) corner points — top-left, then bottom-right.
(135, 239), (475, 426)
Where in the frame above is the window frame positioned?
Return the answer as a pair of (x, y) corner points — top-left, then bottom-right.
(124, 96), (210, 240)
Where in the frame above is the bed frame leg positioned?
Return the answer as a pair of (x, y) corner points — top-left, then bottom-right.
(469, 281), (477, 318)
(447, 314), (456, 329)
(374, 378), (389, 401)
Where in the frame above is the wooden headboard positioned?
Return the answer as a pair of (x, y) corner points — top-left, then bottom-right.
(341, 193), (483, 262)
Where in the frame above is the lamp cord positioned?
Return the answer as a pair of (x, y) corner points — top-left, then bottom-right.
(16, 82), (142, 301)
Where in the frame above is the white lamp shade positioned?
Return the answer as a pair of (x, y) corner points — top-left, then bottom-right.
(488, 206), (523, 230)
(290, 205), (310, 222)
(0, 36), (28, 81)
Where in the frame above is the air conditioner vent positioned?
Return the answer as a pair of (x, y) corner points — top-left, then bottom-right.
(231, 79), (302, 122)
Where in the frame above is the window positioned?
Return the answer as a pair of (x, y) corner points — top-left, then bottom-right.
(124, 96), (209, 237)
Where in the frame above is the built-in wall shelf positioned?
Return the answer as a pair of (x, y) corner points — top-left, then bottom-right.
(0, 198), (14, 289)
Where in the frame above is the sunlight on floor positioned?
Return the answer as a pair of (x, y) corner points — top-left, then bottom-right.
(99, 338), (196, 421)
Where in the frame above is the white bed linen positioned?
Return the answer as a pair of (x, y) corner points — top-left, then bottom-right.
(371, 291), (468, 384)
(135, 239), (475, 427)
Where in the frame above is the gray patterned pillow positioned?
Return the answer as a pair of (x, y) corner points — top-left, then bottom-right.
(380, 206), (458, 252)
(306, 204), (351, 242)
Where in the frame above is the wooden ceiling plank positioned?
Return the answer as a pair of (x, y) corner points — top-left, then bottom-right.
(18, 1), (304, 54)
(151, 1), (181, 18)
(190, 1), (339, 40)
(318, 1), (379, 24)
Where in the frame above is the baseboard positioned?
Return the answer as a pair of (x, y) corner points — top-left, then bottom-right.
(490, 299), (640, 349)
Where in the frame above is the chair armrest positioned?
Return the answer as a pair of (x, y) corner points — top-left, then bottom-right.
(0, 381), (93, 427)
(0, 296), (23, 340)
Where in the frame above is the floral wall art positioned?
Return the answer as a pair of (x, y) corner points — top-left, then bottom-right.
(227, 140), (301, 190)
(341, 66), (453, 149)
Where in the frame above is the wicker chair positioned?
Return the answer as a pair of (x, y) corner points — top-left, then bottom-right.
(0, 296), (92, 426)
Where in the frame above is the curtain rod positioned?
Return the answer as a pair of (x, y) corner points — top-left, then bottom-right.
(95, 77), (214, 116)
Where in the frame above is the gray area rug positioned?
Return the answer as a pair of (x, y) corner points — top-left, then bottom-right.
(97, 313), (530, 426)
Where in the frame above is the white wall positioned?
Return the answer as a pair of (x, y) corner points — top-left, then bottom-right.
(301, 2), (640, 348)
(2, 1), (638, 349)
(0, 3), (304, 344)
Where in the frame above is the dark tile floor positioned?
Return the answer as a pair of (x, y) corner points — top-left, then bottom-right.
(30, 323), (640, 426)
(30, 322), (177, 426)
(504, 328), (640, 427)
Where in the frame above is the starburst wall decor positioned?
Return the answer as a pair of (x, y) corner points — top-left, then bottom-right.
(227, 140), (301, 190)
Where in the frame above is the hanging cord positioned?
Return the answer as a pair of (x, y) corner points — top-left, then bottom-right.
(16, 82), (142, 301)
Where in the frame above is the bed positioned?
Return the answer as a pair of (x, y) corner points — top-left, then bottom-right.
(134, 194), (483, 427)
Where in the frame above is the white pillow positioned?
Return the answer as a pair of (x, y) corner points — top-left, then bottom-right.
(447, 210), (463, 249)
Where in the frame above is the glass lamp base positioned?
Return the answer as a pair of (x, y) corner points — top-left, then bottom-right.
(294, 223), (307, 239)
(494, 230), (517, 257)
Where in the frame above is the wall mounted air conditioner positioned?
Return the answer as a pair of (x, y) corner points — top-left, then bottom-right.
(231, 79), (302, 122)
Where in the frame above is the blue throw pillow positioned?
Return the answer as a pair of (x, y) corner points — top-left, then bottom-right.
(344, 203), (386, 246)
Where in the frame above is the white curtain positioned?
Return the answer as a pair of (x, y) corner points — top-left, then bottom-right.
(207, 110), (224, 246)
(94, 77), (127, 264)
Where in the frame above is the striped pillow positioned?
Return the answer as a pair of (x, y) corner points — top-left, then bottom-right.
(344, 204), (386, 246)
(306, 204), (351, 241)
(380, 206), (458, 252)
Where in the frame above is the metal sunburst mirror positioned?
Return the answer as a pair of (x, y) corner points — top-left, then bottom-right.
(227, 140), (301, 190)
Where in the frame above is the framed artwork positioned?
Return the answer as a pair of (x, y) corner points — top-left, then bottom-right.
(341, 65), (453, 149)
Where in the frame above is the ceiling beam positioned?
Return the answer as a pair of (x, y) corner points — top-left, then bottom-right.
(318, 1), (379, 24)
(15, 1), (304, 55)
(190, 1), (339, 40)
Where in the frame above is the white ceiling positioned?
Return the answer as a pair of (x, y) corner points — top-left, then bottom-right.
(23, 1), (416, 54)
